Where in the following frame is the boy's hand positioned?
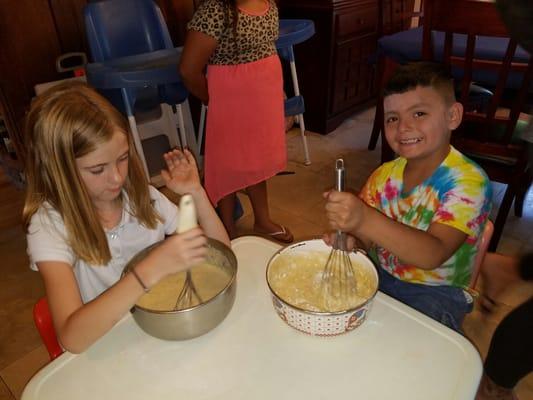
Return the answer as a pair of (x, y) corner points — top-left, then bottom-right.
(322, 231), (358, 250)
(324, 190), (366, 234)
(161, 149), (202, 195)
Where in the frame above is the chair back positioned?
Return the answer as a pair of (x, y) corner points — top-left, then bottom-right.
(469, 219), (494, 289)
(422, 0), (533, 149)
(84, 0), (174, 62)
(421, 0), (532, 251)
(33, 297), (63, 361)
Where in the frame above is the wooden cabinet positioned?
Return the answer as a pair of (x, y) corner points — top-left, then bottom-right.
(280, 0), (379, 134)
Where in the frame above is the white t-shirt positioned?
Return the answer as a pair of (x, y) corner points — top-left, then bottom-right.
(27, 186), (179, 303)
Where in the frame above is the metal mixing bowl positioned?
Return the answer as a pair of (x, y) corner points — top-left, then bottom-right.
(266, 239), (379, 336)
(123, 238), (237, 340)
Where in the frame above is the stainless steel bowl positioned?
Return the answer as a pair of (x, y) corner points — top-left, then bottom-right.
(123, 238), (237, 340)
(266, 239), (379, 336)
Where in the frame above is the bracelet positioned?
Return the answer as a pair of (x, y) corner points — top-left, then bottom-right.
(130, 268), (149, 292)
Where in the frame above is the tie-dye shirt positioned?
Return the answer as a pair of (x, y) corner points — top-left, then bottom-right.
(360, 146), (492, 288)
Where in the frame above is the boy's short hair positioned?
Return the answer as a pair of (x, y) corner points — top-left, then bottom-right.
(383, 62), (456, 105)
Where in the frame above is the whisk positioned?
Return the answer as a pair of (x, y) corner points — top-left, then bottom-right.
(320, 159), (358, 311)
(174, 194), (203, 310)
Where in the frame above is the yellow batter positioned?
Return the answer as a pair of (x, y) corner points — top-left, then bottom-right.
(136, 263), (231, 311)
(268, 251), (377, 312)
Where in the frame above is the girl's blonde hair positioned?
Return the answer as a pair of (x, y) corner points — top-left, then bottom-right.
(23, 81), (161, 265)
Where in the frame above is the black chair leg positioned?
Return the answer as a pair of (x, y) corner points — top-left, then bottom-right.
(489, 184), (515, 251)
(514, 170), (532, 217)
(368, 101), (382, 150)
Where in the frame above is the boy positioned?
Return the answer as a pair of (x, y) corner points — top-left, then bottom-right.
(325, 62), (492, 332)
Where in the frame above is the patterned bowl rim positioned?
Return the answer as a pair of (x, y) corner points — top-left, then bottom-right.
(265, 238), (380, 316)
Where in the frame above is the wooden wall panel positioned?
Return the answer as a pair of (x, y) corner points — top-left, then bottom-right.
(156, 0), (197, 46)
(49, 0), (88, 53)
(0, 0), (63, 153)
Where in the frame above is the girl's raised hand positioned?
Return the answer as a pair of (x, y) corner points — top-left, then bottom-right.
(161, 149), (202, 195)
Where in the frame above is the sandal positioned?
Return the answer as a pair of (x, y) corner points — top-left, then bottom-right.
(255, 225), (294, 244)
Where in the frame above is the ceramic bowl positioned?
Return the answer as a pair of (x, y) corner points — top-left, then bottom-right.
(266, 239), (378, 336)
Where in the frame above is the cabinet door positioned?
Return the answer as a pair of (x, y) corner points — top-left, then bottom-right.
(331, 35), (376, 114)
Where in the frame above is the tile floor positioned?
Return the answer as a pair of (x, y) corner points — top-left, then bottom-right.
(0, 107), (532, 399)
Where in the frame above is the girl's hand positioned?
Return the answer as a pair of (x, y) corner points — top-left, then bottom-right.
(323, 190), (366, 234)
(144, 227), (208, 284)
(161, 149), (202, 195)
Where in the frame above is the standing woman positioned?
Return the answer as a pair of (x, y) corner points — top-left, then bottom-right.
(179, 0), (293, 242)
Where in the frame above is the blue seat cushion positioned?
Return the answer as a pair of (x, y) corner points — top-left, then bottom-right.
(377, 27), (531, 90)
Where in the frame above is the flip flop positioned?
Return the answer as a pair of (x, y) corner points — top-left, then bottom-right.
(255, 225), (294, 244)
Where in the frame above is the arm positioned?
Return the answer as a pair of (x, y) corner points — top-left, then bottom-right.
(325, 191), (466, 270)
(179, 30), (218, 104)
(161, 148), (230, 247)
(38, 227), (207, 353)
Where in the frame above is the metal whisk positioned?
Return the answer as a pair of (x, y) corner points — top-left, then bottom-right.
(175, 269), (202, 309)
(174, 194), (203, 310)
(320, 159), (358, 311)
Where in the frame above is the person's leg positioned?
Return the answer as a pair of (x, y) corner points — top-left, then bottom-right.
(246, 180), (293, 243)
(218, 192), (237, 239)
(378, 269), (472, 332)
(484, 298), (533, 388)
(479, 253), (521, 313)
(404, 286), (473, 332)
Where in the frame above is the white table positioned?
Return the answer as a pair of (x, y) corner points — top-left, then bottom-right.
(22, 236), (482, 400)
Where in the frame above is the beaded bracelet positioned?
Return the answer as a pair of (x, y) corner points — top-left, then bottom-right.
(130, 268), (149, 292)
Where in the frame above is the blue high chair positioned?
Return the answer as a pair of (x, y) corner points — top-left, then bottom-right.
(84, 0), (191, 180)
(197, 19), (315, 166)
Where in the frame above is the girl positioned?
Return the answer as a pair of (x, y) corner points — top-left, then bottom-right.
(23, 82), (229, 353)
(179, 0), (293, 242)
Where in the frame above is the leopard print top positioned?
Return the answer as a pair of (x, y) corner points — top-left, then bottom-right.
(187, 0), (279, 65)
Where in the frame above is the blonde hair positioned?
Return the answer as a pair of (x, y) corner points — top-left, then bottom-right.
(23, 81), (161, 265)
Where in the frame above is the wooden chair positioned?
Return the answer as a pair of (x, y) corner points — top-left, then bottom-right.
(370, 0), (533, 251)
(33, 297), (63, 361)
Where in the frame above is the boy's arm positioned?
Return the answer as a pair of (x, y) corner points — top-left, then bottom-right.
(326, 191), (467, 270)
(358, 203), (466, 269)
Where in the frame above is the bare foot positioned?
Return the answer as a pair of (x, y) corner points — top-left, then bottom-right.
(475, 373), (518, 400)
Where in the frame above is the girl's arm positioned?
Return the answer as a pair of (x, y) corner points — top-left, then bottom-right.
(189, 187), (230, 247)
(326, 191), (467, 270)
(38, 227), (208, 353)
(161, 149), (230, 247)
(179, 30), (218, 104)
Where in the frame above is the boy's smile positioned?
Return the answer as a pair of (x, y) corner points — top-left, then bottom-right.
(383, 86), (463, 168)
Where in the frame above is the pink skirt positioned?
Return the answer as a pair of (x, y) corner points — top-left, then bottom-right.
(204, 55), (286, 205)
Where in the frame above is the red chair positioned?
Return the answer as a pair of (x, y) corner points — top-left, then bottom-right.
(33, 297), (64, 361)
(469, 219), (494, 290)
